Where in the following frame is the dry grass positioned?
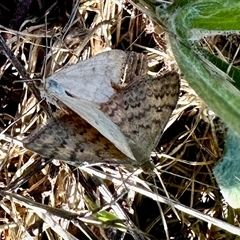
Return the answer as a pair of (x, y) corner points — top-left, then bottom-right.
(0, 0), (239, 239)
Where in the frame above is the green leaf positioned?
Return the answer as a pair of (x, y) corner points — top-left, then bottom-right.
(135, 0), (240, 137)
(213, 128), (240, 208)
(95, 211), (126, 230)
(169, 36), (240, 138)
(169, 1), (240, 40)
(195, 46), (240, 91)
(163, 0), (240, 137)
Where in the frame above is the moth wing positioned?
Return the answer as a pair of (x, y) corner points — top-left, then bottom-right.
(46, 50), (148, 103)
(23, 111), (131, 166)
(48, 85), (135, 161)
(47, 50), (127, 103)
(101, 72), (180, 165)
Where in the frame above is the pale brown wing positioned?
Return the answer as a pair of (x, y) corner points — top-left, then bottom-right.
(46, 82), (135, 160)
(101, 71), (180, 166)
(23, 110), (132, 167)
(45, 50), (147, 104)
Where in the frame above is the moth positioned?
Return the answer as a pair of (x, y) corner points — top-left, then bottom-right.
(23, 50), (180, 168)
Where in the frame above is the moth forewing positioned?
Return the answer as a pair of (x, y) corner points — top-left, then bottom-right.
(47, 83), (136, 161)
(46, 50), (148, 104)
